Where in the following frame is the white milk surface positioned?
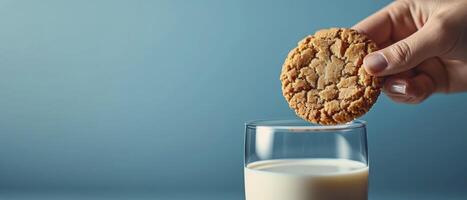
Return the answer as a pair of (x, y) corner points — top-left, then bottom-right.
(245, 159), (368, 200)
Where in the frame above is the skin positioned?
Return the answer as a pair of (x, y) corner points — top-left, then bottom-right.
(353, 0), (467, 104)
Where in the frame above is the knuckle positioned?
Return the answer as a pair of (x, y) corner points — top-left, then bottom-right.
(388, 41), (411, 66)
(388, 0), (410, 14)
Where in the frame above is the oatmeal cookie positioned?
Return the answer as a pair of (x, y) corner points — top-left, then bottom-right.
(280, 28), (381, 125)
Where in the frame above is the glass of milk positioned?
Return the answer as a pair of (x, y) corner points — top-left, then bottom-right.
(244, 119), (369, 200)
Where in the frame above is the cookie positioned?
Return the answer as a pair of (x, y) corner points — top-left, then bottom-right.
(280, 28), (381, 125)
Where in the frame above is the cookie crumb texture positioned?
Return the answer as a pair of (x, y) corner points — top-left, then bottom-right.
(280, 28), (381, 125)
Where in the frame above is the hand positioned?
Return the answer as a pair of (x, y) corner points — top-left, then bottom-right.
(353, 0), (467, 104)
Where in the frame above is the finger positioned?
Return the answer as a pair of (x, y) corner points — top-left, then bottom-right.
(363, 20), (445, 76)
(441, 60), (467, 93)
(391, 69), (417, 79)
(380, 69), (416, 93)
(380, 69), (415, 97)
(383, 72), (435, 104)
(385, 94), (411, 104)
(406, 73), (436, 103)
(415, 58), (449, 93)
(352, 2), (394, 45)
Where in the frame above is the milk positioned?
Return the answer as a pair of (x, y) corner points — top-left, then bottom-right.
(244, 159), (368, 200)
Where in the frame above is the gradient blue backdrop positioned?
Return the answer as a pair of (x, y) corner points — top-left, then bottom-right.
(0, 0), (466, 199)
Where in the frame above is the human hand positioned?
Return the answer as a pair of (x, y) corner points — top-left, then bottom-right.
(353, 0), (467, 104)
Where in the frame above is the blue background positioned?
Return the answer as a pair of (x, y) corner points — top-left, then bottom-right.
(0, 0), (466, 199)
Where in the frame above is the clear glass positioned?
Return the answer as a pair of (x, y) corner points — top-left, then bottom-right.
(244, 119), (369, 200)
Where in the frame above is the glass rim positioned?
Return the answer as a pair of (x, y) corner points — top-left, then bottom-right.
(245, 119), (366, 132)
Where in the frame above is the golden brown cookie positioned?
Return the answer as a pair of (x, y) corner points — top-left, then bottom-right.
(280, 28), (381, 125)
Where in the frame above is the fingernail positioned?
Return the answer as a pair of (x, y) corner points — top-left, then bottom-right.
(364, 53), (388, 74)
(388, 82), (407, 95)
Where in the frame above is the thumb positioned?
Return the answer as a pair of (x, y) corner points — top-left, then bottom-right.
(363, 21), (444, 76)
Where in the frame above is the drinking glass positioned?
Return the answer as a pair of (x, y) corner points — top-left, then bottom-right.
(244, 119), (369, 200)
